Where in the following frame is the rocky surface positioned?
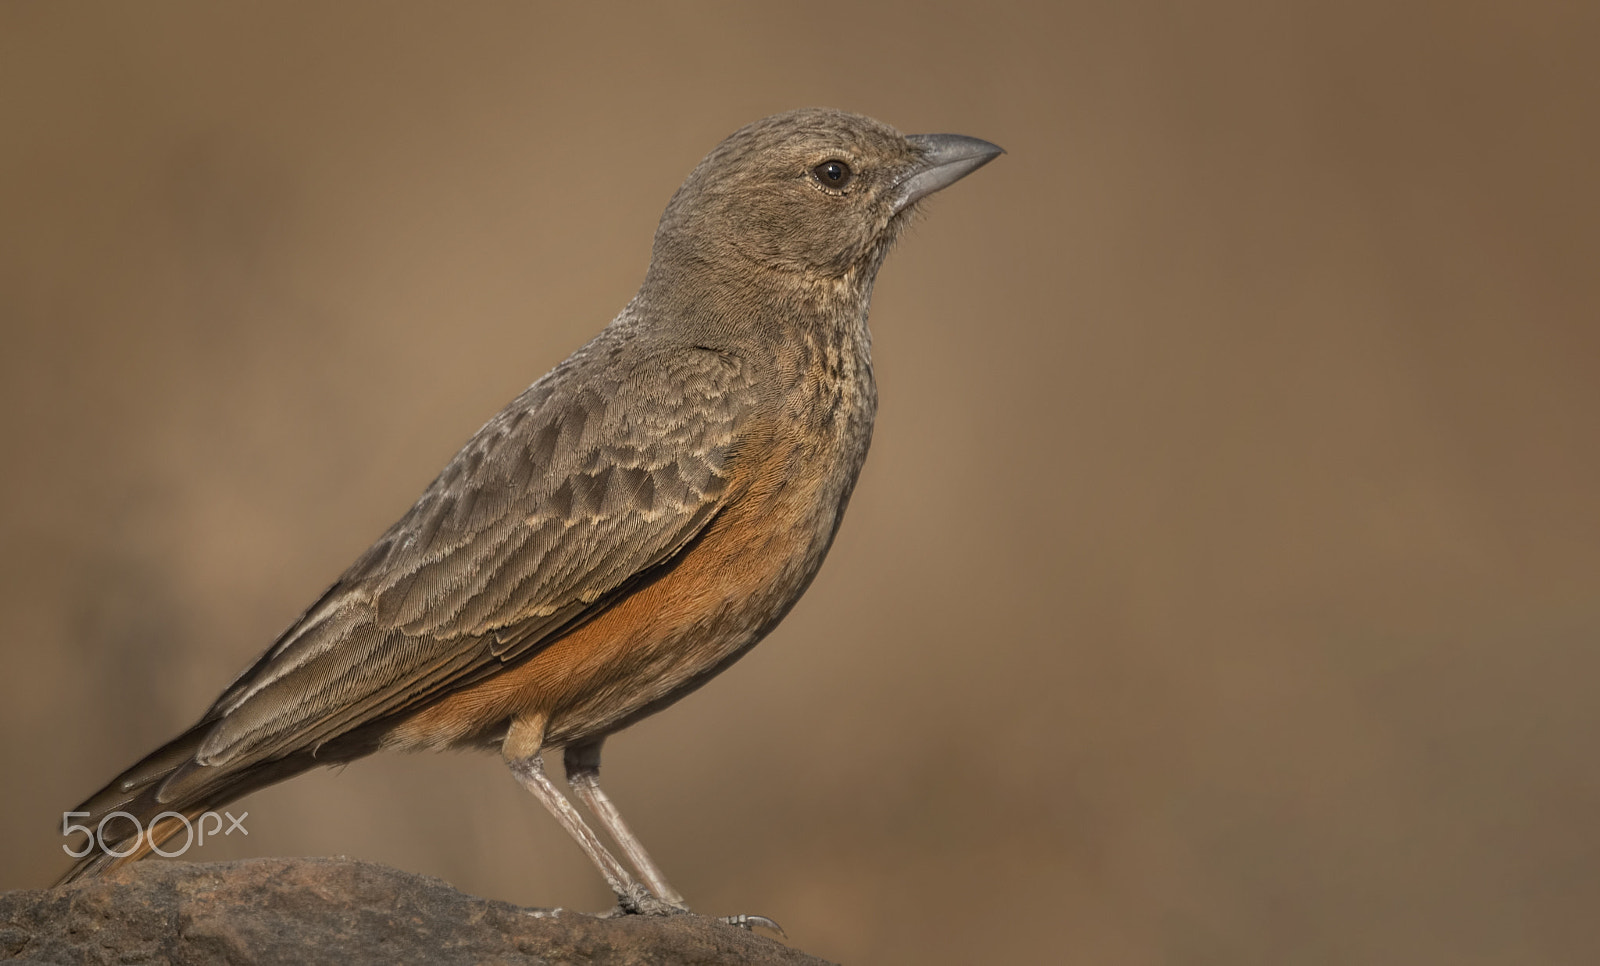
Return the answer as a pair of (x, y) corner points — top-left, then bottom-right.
(0, 857), (832, 965)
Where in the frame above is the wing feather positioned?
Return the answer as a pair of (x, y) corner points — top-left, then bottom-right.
(192, 337), (755, 769)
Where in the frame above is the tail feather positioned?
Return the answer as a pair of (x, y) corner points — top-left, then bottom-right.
(60, 805), (218, 881)
(57, 721), (376, 885)
(72, 721), (214, 822)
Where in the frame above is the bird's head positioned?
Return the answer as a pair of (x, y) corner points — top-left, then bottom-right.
(648, 108), (1002, 292)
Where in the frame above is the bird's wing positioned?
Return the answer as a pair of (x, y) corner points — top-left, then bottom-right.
(190, 340), (758, 770)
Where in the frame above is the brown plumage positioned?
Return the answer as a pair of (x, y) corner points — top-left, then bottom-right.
(60, 108), (1002, 910)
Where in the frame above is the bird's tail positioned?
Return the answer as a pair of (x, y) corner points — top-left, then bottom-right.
(55, 720), (334, 885)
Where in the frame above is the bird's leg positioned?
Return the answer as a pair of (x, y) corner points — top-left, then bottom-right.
(503, 719), (651, 912)
(564, 739), (687, 908)
(564, 742), (783, 933)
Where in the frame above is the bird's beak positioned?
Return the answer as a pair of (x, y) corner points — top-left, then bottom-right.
(894, 134), (1005, 213)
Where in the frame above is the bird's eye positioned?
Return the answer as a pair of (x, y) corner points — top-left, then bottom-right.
(813, 159), (853, 190)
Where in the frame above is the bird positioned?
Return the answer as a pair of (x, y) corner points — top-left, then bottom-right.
(58, 108), (1002, 914)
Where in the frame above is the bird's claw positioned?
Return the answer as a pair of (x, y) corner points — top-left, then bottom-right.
(719, 914), (786, 938)
(611, 884), (689, 918)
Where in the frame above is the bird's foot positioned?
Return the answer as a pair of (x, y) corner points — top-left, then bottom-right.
(608, 883), (690, 917)
(718, 914), (786, 938)
(605, 884), (782, 936)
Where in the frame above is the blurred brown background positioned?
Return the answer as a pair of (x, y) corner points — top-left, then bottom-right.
(3, 2), (1598, 963)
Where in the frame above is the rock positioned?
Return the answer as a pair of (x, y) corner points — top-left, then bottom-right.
(0, 857), (834, 965)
